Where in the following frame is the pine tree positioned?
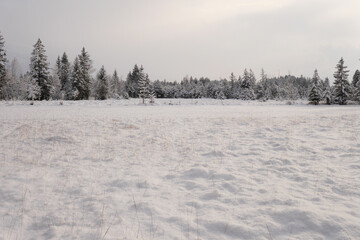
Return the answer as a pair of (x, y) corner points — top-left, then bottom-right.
(232, 75), (243, 99)
(109, 70), (120, 98)
(95, 66), (108, 100)
(322, 77), (332, 105)
(29, 39), (50, 100)
(149, 82), (156, 103)
(249, 69), (256, 88)
(215, 89), (225, 100)
(241, 69), (251, 89)
(59, 52), (71, 93)
(308, 69), (322, 105)
(3, 58), (25, 100)
(138, 69), (149, 104)
(56, 56), (61, 75)
(323, 78), (330, 92)
(25, 73), (41, 101)
(229, 72), (236, 98)
(352, 70), (360, 87)
(323, 88), (332, 105)
(70, 57), (81, 100)
(50, 66), (62, 99)
(0, 32), (8, 99)
(240, 68), (255, 100)
(256, 69), (269, 101)
(78, 47), (92, 99)
(126, 64), (141, 98)
(350, 69), (360, 101)
(355, 80), (360, 103)
(333, 57), (350, 105)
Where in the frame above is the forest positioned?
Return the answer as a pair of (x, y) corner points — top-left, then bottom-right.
(1, 33), (360, 105)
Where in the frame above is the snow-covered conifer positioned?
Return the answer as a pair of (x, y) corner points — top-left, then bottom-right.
(241, 69), (251, 89)
(240, 69), (255, 100)
(323, 78), (330, 91)
(126, 64), (141, 98)
(216, 90), (225, 99)
(59, 52), (71, 94)
(49, 66), (62, 100)
(2, 58), (26, 100)
(232, 75), (243, 99)
(308, 69), (322, 105)
(56, 56), (61, 74)
(352, 70), (360, 87)
(25, 73), (41, 101)
(78, 47), (92, 99)
(355, 80), (360, 103)
(94, 66), (108, 100)
(69, 57), (81, 100)
(249, 69), (256, 88)
(322, 77), (332, 104)
(149, 82), (156, 103)
(229, 72), (236, 98)
(333, 57), (350, 105)
(138, 69), (149, 104)
(29, 39), (50, 100)
(109, 70), (120, 98)
(256, 69), (269, 101)
(349, 70), (360, 101)
(0, 32), (8, 99)
(323, 88), (332, 105)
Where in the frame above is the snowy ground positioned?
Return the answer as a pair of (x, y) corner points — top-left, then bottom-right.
(1, 99), (360, 240)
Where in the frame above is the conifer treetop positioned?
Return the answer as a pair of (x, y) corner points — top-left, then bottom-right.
(0, 32), (8, 99)
(333, 57), (350, 105)
(29, 38), (50, 100)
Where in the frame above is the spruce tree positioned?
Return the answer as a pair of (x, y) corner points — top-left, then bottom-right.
(240, 69), (255, 100)
(0, 32), (8, 99)
(355, 80), (360, 103)
(149, 82), (156, 103)
(352, 70), (360, 87)
(70, 57), (81, 100)
(249, 69), (256, 88)
(59, 52), (71, 93)
(29, 39), (50, 100)
(229, 72), (236, 98)
(322, 77), (332, 105)
(126, 64), (141, 98)
(323, 77), (330, 92)
(95, 66), (108, 100)
(241, 69), (251, 89)
(333, 57), (350, 105)
(323, 88), (332, 105)
(138, 70), (149, 104)
(56, 56), (61, 75)
(50, 66), (62, 100)
(234, 75), (243, 99)
(308, 69), (322, 105)
(109, 70), (120, 98)
(4, 58), (24, 100)
(25, 73), (41, 101)
(256, 69), (269, 101)
(78, 47), (92, 99)
(350, 70), (360, 101)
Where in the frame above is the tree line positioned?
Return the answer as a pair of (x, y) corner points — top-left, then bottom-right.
(0, 32), (359, 105)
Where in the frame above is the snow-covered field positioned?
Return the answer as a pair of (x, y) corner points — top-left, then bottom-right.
(1, 99), (359, 240)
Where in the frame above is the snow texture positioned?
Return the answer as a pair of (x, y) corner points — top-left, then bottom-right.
(1, 99), (359, 240)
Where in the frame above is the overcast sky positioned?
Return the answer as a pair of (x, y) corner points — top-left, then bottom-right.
(1, 0), (359, 81)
